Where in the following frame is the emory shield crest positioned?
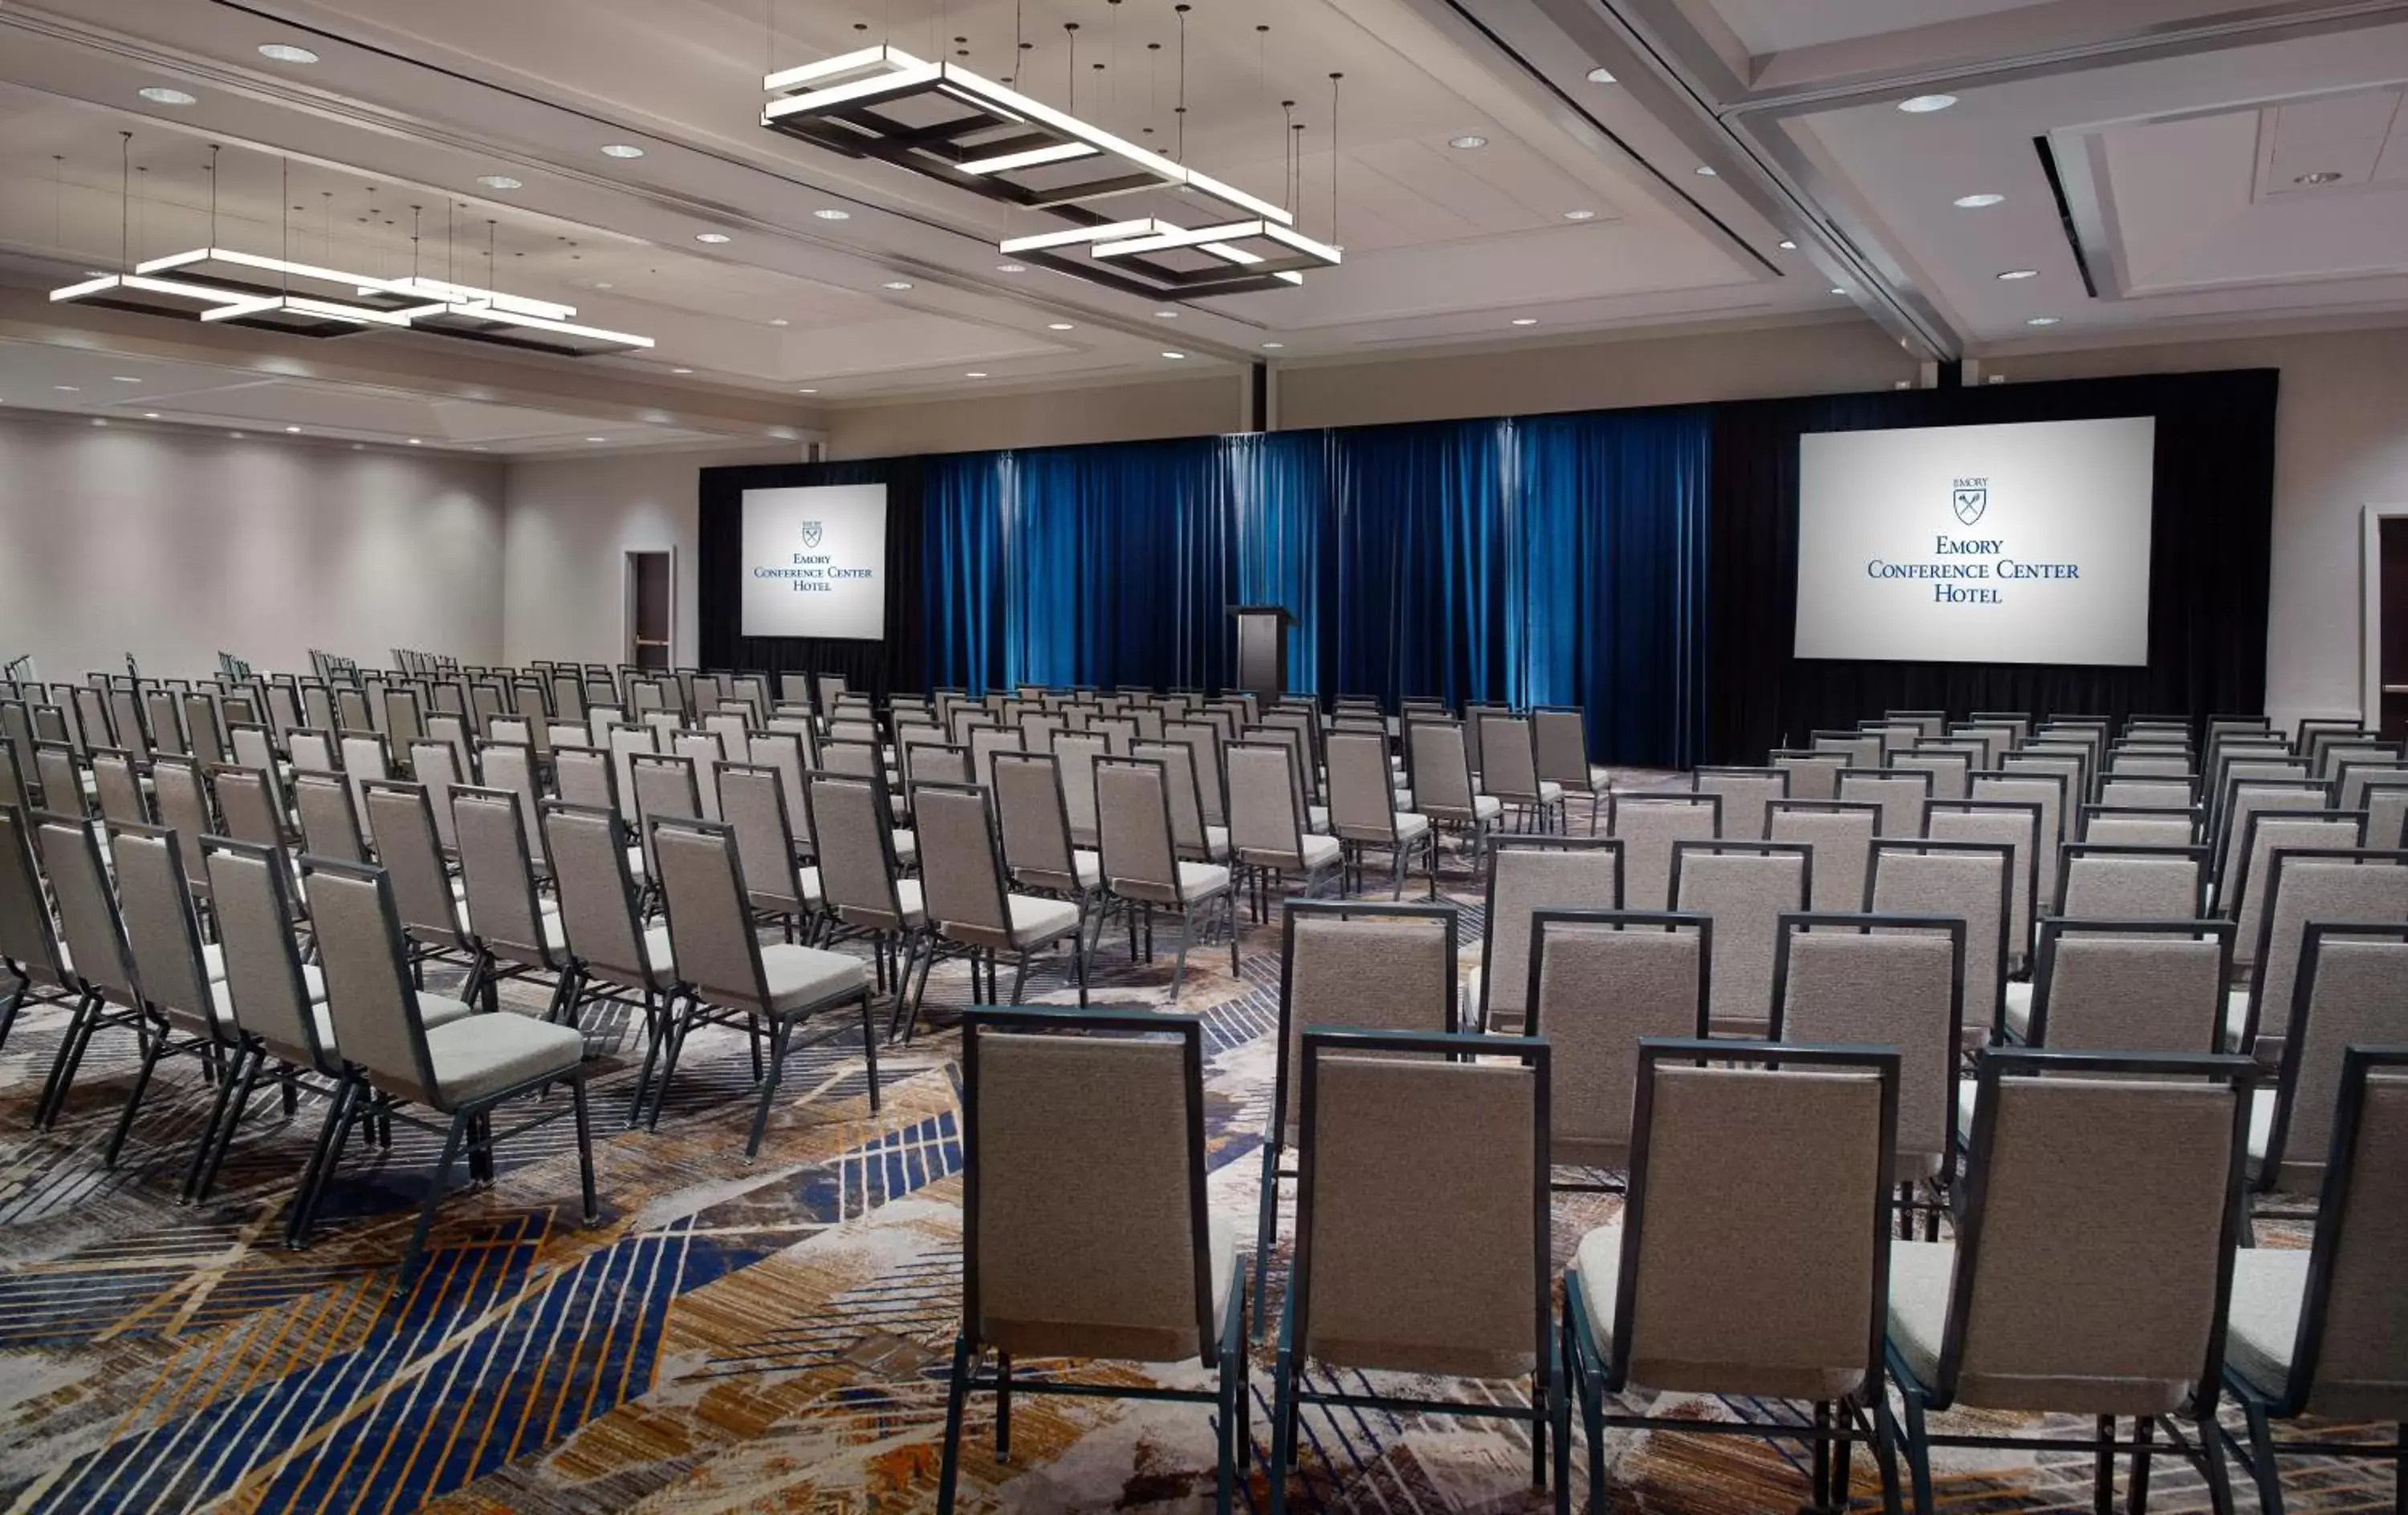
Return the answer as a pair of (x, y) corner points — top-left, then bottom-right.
(1951, 487), (1987, 526)
(800, 521), (824, 549)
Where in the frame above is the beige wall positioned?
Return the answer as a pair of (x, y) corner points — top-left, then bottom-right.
(501, 444), (799, 668)
(0, 409), (504, 680)
(825, 373), (1243, 459)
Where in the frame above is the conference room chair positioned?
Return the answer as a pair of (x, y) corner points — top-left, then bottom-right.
(1769, 749), (1849, 803)
(1767, 798), (1881, 912)
(2334, 756), (2408, 810)
(1479, 713), (1565, 835)
(1772, 914), (1962, 1231)
(292, 769), (371, 866)
(628, 751), (706, 888)
(1893, 748), (1973, 803)
(1690, 765), (1788, 840)
(2000, 749), (2088, 841)
(717, 762), (825, 944)
(2219, 1045), (2408, 1515)
(1245, 720), (1328, 827)
(1264, 1028), (1555, 1514)
(2215, 770), (2322, 881)
(2099, 776), (2200, 811)
(1531, 705), (1609, 827)
(1670, 839), (1810, 1038)
(382, 686), (427, 767)
(1924, 799), (2041, 974)
(71, 686), (116, 754)
(1092, 758), (1237, 1001)
(2357, 773), (2408, 849)
(1521, 911), (1707, 1193)
(1882, 1047), (2255, 1515)
(1321, 730), (1433, 898)
(744, 729), (816, 859)
(2298, 719), (2376, 767)
(1254, 900), (1458, 1334)
(408, 737), (471, 858)
(989, 751), (1103, 930)
(360, 779), (475, 986)
(227, 719), (286, 785)
(206, 763), (291, 860)
(1562, 1038), (1902, 1515)
(963, 725), (1019, 794)
(149, 754), (220, 904)
(2056, 842), (2211, 918)
(29, 810), (155, 1130)
(0, 805), (77, 1054)
(1967, 771), (2066, 924)
(301, 854), (596, 1282)
(2081, 802), (2203, 849)
(2316, 740), (2405, 788)
(1606, 792), (1719, 912)
(553, 743), (619, 825)
(425, 712), (477, 785)
(1014, 709), (1064, 758)
(2247, 921), (2407, 1207)
(1466, 836), (1622, 1034)
(1051, 731), (1108, 851)
(936, 1006), (1244, 1515)
(2016, 918), (2236, 1058)
(338, 730), (396, 831)
(1860, 717), (1923, 758)
(669, 730), (728, 822)
(1837, 768), (1934, 841)
(1225, 742), (1341, 920)
(452, 786), (578, 1026)
(287, 727), (340, 778)
(1405, 720), (1502, 874)
(181, 693), (227, 768)
(107, 689), (152, 764)
(1812, 729), (1884, 770)
(2109, 749), (2194, 780)
(1130, 737), (1229, 867)
(2231, 846), (2408, 1064)
(642, 814), (878, 1156)
(535, 799), (682, 1126)
(1889, 709), (1947, 740)
(2226, 810), (2366, 981)
(1866, 841), (2008, 1050)
(803, 770), (923, 1001)
(90, 746), (148, 830)
(901, 782), (1088, 1038)
(476, 741), (548, 875)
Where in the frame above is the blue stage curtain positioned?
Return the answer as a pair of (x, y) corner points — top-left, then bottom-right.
(920, 453), (1009, 693)
(1511, 409), (1710, 769)
(1221, 430), (1331, 697)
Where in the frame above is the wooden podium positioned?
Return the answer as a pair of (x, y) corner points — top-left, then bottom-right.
(1230, 604), (1295, 701)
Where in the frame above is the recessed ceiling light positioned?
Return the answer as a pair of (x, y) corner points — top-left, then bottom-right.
(1898, 93), (1958, 113)
(138, 87), (197, 105)
(1261, 341), (1284, 349)
(352, 443), (364, 450)
(799, 388), (819, 394)
(1047, 322), (1076, 330)
(143, 412), (159, 419)
(2295, 171), (2344, 186)
(600, 143), (646, 159)
(1449, 135), (1488, 150)
(1563, 209), (1597, 221)
(53, 384), (79, 392)
(407, 437), (421, 445)
(92, 419), (107, 427)
(593, 281), (613, 290)
(694, 231), (730, 244)
(671, 367), (694, 374)
(1694, 165), (1718, 177)
(1953, 193), (2004, 209)
(1830, 287), (1848, 295)
(586, 436), (608, 443)
(882, 280), (914, 290)
(111, 376), (140, 383)
(2025, 315), (2060, 326)
(285, 425), (301, 433)
(1997, 269), (2038, 281)
(1510, 318), (1539, 327)
(812, 208), (851, 221)
(478, 174), (523, 191)
(1154, 310), (1178, 319)
(770, 317), (790, 327)
(1161, 351), (1186, 359)
(1987, 374), (2006, 384)
(1585, 67), (1617, 84)
(1778, 239), (1797, 250)
(966, 371), (988, 378)
(230, 431), (245, 439)
(258, 43), (319, 63)
(996, 262), (1027, 272)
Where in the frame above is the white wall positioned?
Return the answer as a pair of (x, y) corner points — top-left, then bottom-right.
(501, 444), (798, 668)
(0, 409), (503, 680)
(825, 372), (1243, 459)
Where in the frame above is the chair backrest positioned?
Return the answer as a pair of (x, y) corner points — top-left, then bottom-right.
(1531, 707), (1595, 793)
(1275, 902), (1458, 1138)
(1934, 1049), (2254, 1413)
(967, 725), (1023, 791)
(1691, 767), (1789, 840)
(106, 821), (219, 1038)
(1095, 758), (1185, 905)
(300, 858), (441, 1103)
(453, 786), (555, 970)
(962, 1009), (1221, 1364)
(2242, 847), (2408, 1050)
(1967, 772), (2066, 927)
(746, 729), (812, 849)
(606, 722), (657, 819)
(2230, 811), (2365, 968)
(650, 816), (776, 1013)
(1866, 841), (2010, 1042)
(207, 762), (287, 853)
(1478, 713), (1543, 806)
(2057, 843), (2209, 918)
(1770, 750), (1848, 802)
(1609, 1041), (1897, 1398)
(1924, 799), (2041, 967)
(1312, 730), (1389, 844)
(1052, 732), (1108, 847)
(1608, 794), (1721, 911)
(804, 772), (908, 930)
(1474, 837), (1623, 1033)
(717, 763), (808, 916)
(2259, 931), (2408, 1197)
(359, 780), (462, 948)
(1225, 741), (1308, 866)
(287, 728), (338, 775)
(539, 801), (661, 992)
(1524, 911), (1707, 1166)
(1893, 748), (1974, 803)
(553, 745), (617, 814)
(478, 742), (547, 870)
(991, 753), (1081, 893)
(0, 804), (70, 988)
(339, 731), (391, 824)
(292, 770), (368, 863)
(35, 810), (138, 1005)
(1130, 739), (1213, 856)
(2082, 804), (2201, 848)
(1836, 768), (1933, 840)
(629, 753), (702, 880)
(1812, 730), (1883, 770)
(202, 835), (331, 1071)
(408, 738), (466, 855)
(673, 732), (726, 822)
(1670, 841), (1811, 1032)
(1767, 799), (1880, 912)
(91, 747), (148, 827)
(2027, 918), (2235, 1054)
(913, 782), (1017, 948)
(2218, 776), (2329, 884)
(1405, 720), (1475, 818)
(2098, 777), (2198, 810)
(1772, 914), (1962, 1171)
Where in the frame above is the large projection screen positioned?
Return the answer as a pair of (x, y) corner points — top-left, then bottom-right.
(1794, 416), (2156, 666)
(739, 483), (889, 640)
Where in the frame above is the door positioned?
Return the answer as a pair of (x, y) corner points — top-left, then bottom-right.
(2384, 517), (2408, 741)
(626, 550), (673, 672)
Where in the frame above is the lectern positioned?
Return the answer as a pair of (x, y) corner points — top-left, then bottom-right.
(1230, 605), (1296, 700)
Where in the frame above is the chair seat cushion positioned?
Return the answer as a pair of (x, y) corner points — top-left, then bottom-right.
(2222, 1245), (2306, 1402)
(2003, 980), (2034, 1039)
(895, 877), (928, 927)
(1074, 849), (1101, 888)
(1202, 825), (1232, 861)
(1393, 787), (1415, 811)
(1539, 782), (1564, 804)
(1889, 1237), (2190, 1413)
(1474, 794), (1504, 821)
(891, 828), (919, 866)
(425, 1010), (585, 1106)
(1300, 832), (1342, 870)
(759, 943), (870, 1014)
(642, 925), (678, 983)
(1885, 1239), (1954, 1393)
(1307, 805), (1330, 833)
(1394, 811), (1432, 843)
(1575, 1224), (1866, 1400)
(1007, 894), (1083, 945)
(1176, 862), (1232, 904)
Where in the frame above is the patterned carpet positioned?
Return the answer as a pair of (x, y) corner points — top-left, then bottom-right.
(0, 773), (2393, 1514)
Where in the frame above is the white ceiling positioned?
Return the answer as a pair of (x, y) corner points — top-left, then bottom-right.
(0, 0), (2403, 449)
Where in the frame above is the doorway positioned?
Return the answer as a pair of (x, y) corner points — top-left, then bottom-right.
(625, 550), (673, 671)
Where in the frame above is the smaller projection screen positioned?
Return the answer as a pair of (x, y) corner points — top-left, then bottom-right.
(739, 483), (889, 640)
(1794, 416), (2157, 666)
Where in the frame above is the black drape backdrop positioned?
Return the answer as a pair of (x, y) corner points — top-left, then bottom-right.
(1703, 370), (2279, 764)
(697, 457), (929, 701)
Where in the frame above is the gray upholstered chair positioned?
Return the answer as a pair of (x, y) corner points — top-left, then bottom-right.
(1692, 766), (1790, 840)
(2248, 916), (2408, 1196)
(628, 752), (703, 885)
(937, 1007), (1245, 1514)
(293, 768), (370, 864)
(476, 741), (548, 875)
(1133, 737), (1231, 865)
(1671, 839), (1811, 1038)
(1479, 713), (1564, 833)
(2017, 919), (2235, 1054)
(1837, 768), (1934, 842)
(1521, 908), (1707, 1185)
(1925, 798), (2042, 973)
(2056, 842), (2210, 918)
(2215, 778), (2328, 897)
(360, 779), (473, 981)
(901, 782), (1085, 1040)
(1812, 729), (1883, 770)
(1225, 741), (1340, 921)
(2082, 803), (2203, 849)
(1869, 840), (2010, 1049)
(2219, 1046), (2408, 1515)
(92, 746), (149, 829)
(1532, 705), (1608, 827)
(407, 737), (469, 857)
(1564, 1039), (1903, 1515)
(1322, 729), (1433, 899)
(541, 800), (681, 1125)
(28, 808), (154, 1130)
(1405, 719), (1501, 871)
(1093, 758), (1236, 1000)
(209, 762), (293, 853)
(1469, 836), (1622, 1034)
(1769, 798), (1881, 912)
(453, 786), (574, 1021)
(1883, 1047), (2255, 1515)
(1893, 748), (1972, 802)
(339, 731), (393, 827)
(1051, 731), (1107, 850)
(804, 770), (923, 999)
(1608, 793), (1719, 912)
(300, 855), (596, 1283)
(1266, 1029), (1555, 1513)
(990, 751), (1101, 924)
(2101, 777), (2200, 810)
(0, 803), (75, 1053)
(2226, 811), (2365, 979)
(645, 814), (879, 1157)
(717, 762), (824, 941)
(1771, 749), (1849, 802)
